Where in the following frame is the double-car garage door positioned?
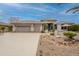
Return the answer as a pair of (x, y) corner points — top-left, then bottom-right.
(15, 26), (31, 32)
(15, 24), (41, 32)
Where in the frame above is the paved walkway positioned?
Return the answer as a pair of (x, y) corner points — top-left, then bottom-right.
(0, 33), (41, 56)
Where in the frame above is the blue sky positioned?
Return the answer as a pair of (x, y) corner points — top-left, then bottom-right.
(0, 3), (79, 23)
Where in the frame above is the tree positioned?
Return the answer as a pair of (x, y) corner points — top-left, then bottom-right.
(66, 6), (79, 13)
(55, 3), (79, 13)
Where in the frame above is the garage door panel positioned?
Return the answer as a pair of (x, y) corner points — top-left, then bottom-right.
(15, 26), (30, 32)
(34, 25), (40, 32)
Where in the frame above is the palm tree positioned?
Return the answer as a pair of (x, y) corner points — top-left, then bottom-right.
(56, 3), (79, 13)
(66, 6), (79, 13)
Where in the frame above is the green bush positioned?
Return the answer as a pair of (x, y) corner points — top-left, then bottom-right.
(69, 25), (79, 31)
(63, 31), (77, 39)
(41, 30), (45, 33)
(0, 25), (5, 30)
(8, 26), (12, 32)
(0, 25), (12, 32)
(50, 32), (54, 35)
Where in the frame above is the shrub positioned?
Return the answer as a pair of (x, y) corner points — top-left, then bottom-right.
(69, 24), (79, 31)
(41, 31), (45, 33)
(50, 32), (54, 35)
(0, 26), (5, 30)
(63, 31), (77, 40)
(8, 26), (12, 32)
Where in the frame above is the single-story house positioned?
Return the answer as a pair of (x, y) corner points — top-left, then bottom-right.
(10, 20), (57, 32)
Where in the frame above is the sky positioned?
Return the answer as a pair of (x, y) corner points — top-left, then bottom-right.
(0, 3), (79, 23)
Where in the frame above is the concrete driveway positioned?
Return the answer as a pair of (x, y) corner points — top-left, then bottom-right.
(0, 33), (41, 56)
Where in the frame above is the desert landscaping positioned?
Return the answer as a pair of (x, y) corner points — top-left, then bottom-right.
(36, 32), (79, 56)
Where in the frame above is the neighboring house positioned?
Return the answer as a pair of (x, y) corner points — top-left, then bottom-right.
(10, 20), (57, 32)
(61, 22), (74, 31)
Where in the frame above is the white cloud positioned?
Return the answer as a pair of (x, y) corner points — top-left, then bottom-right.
(0, 10), (5, 16)
(0, 10), (2, 12)
(2, 3), (22, 8)
(2, 3), (56, 13)
(32, 4), (57, 13)
(28, 6), (49, 12)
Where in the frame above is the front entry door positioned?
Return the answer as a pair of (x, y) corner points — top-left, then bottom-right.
(48, 24), (53, 31)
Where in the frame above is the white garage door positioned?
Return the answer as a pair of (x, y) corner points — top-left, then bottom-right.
(16, 26), (30, 32)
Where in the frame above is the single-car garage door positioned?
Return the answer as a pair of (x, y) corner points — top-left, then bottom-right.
(15, 26), (31, 32)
